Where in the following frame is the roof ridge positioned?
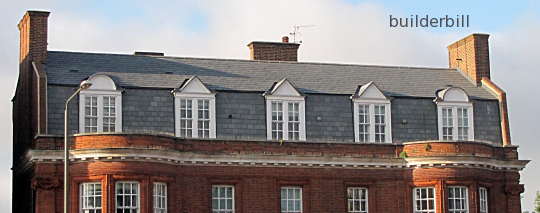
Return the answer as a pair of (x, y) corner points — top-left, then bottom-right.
(47, 50), (454, 71)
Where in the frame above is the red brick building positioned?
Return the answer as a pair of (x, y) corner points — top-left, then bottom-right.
(12, 11), (528, 213)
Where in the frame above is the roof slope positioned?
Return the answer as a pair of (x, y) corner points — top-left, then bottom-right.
(45, 51), (497, 99)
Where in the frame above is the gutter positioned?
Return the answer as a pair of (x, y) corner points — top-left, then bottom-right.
(481, 77), (511, 146)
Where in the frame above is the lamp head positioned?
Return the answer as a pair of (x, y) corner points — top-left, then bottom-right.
(79, 80), (92, 90)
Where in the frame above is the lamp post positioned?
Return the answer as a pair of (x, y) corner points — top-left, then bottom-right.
(64, 80), (92, 213)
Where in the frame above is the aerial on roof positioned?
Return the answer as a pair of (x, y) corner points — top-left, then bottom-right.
(45, 51), (497, 99)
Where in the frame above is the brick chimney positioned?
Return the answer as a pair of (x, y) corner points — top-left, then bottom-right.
(447, 33), (490, 85)
(18, 10), (50, 64)
(247, 36), (300, 61)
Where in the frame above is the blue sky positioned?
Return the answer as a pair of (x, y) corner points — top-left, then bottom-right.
(1, 0), (539, 212)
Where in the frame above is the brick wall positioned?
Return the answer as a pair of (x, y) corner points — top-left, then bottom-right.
(448, 34), (491, 84)
(31, 160), (524, 213)
(247, 41), (300, 61)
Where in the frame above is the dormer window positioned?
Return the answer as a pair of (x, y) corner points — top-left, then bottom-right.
(434, 87), (474, 141)
(173, 76), (216, 138)
(264, 79), (306, 141)
(351, 82), (392, 143)
(79, 74), (122, 133)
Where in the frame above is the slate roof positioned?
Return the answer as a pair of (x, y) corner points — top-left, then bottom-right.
(45, 51), (497, 99)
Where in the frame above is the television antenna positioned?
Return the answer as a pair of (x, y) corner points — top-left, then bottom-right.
(289, 25), (315, 43)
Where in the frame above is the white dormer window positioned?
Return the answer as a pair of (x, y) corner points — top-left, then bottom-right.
(351, 82), (392, 143)
(79, 74), (122, 133)
(264, 79), (306, 141)
(173, 76), (216, 138)
(434, 87), (474, 141)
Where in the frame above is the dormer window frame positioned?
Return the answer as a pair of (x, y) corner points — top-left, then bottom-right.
(173, 76), (217, 139)
(79, 74), (123, 133)
(351, 82), (392, 143)
(435, 87), (475, 141)
(264, 79), (306, 141)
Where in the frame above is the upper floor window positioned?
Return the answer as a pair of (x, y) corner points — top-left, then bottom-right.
(173, 76), (216, 138)
(413, 187), (436, 213)
(351, 82), (392, 143)
(281, 186), (302, 213)
(264, 79), (306, 141)
(479, 187), (488, 213)
(434, 87), (474, 141)
(80, 182), (102, 213)
(79, 74), (122, 133)
(212, 185), (235, 213)
(347, 187), (368, 213)
(115, 181), (140, 213)
(448, 186), (469, 213)
(153, 182), (167, 213)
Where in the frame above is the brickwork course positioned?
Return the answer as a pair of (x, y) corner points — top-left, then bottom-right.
(12, 10), (528, 213)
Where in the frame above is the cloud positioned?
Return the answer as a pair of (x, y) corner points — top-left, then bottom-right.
(1, 0), (539, 211)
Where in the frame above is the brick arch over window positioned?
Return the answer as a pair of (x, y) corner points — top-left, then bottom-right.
(79, 74), (122, 133)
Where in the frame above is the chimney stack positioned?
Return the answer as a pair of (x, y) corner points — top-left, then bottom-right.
(247, 36), (300, 62)
(18, 11), (50, 64)
(447, 33), (491, 85)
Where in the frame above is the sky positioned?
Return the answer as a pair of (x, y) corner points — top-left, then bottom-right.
(1, 0), (539, 211)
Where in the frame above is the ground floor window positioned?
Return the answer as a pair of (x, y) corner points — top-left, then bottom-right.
(80, 182), (102, 213)
(115, 182), (140, 213)
(281, 187), (302, 213)
(212, 185), (235, 213)
(347, 187), (368, 213)
(448, 186), (468, 213)
(413, 187), (436, 213)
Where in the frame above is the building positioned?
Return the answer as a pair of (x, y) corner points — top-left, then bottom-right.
(12, 10), (529, 213)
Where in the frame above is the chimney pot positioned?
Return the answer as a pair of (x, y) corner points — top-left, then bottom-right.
(282, 36), (289, 43)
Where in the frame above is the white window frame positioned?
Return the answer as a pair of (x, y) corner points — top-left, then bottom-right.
(174, 94), (216, 138)
(153, 182), (167, 213)
(448, 186), (469, 213)
(212, 185), (235, 213)
(413, 187), (436, 213)
(353, 100), (392, 143)
(281, 186), (303, 213)
(79, 90), (122, 133)
(115, 181), (140, 213)
(437, 102), (474, 141)
(80, 182), (102, 213)
(265, 96), (306, 141)
(347, 187), (368, 213)
(479, 187), (488, 213)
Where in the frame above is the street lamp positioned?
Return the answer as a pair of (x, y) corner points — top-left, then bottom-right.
(64, 80), (92, 213)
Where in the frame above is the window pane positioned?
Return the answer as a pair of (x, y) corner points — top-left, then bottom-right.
(414, 187), (435, 213)
(81, 183), (102, 213)
(153, 183), (167, 213)
(212, 185), (234, 213)
(115, 182), (139, 212)
(271, 102), (284, 140)
(347, 187), (368, 213)
(287, 102), (300, 140)
(479, 187), (488, 213)
(358, 105), (370, 142)
(448, 186), (468, 213)
(197, 99), (211, 138)
(102, 96), (117, 132)
(179, 99), (193, 138)
(281, 187), (302, 213)
(442, 108), (454, 140)
(84, 96), (98, 133)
